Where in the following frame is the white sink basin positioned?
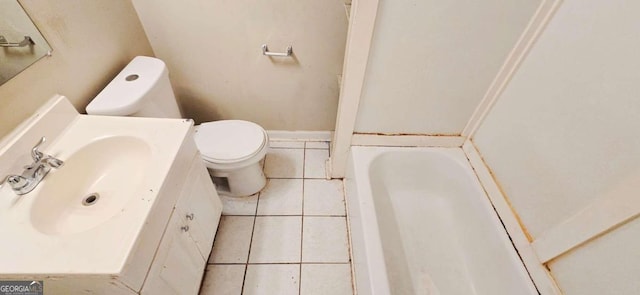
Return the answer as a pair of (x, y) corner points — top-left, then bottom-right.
(0, 113), (194, 276)
(30, 136), (151, 235)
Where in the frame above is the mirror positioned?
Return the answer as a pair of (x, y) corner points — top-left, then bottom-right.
(0, 0), (52, 85)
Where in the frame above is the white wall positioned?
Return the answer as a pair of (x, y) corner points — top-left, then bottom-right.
(473, 1), (640, 294)
(131, 0), (348, 131)
(0, 0), (154, 139)
(354, 0), (540, 135)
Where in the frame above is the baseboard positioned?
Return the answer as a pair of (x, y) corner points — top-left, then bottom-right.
(351, 133), (465, 147)
(266, 130), (333, 141)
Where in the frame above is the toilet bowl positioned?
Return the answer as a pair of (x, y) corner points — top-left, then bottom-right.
(86, 56), (268, 197)
(194, 120), (268, 196)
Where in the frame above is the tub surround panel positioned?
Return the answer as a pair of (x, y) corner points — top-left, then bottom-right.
(351, 133), (465, 148)
(547, 217), (640, 295)
(462, 140), (561, 295)
(461, 0), (563, 137)
(353, 0), (541, 135)
(0, 0), (154, 139)
(474, 0), (640, 241)
(472, 0), (640, 294)
(330, 0), (541, 178)
(531, 183), (640, 264)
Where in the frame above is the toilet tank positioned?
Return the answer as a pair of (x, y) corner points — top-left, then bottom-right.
(86, 56), (182, 118)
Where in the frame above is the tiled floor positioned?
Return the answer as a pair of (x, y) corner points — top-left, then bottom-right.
(200, 140), (354, 295)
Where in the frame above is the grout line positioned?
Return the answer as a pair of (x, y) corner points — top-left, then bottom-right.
(268, 177), (328, 180)
(269, 147), (305, 150)
(341, 179), (357, 295)
(222, 214), (347, 217)
(268, 146), (330, 151)
(299, 146), (306, 295)
(302, 262), (353, 265)
(211, 262), (351, 265)
(304, 141), (331, 150)
(209, 140), (336, 293)
(240, 191), (261, 293)
(223, 214), (347, 218)
(255, 214), (347, 217)
(312, 215), (348, 218)
(205, 217), (224, 265)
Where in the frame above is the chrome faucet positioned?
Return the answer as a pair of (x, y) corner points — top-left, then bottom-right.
(0, 137), (64, 195)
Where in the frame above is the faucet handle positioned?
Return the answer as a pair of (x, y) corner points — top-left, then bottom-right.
(0, 175), (12, 186)
(0, 175), (28, 190)
(44, 157), (64, 168)
(31, 137), (46, 162)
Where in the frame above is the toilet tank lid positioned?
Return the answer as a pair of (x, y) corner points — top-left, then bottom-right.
(194, 120), (267, 163)
(86, 56), (167, 115)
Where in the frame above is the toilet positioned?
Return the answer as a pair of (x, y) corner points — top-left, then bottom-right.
(86, 56), (268, 197)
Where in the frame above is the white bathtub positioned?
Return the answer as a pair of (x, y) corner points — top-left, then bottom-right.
(345, 147), (537, 295)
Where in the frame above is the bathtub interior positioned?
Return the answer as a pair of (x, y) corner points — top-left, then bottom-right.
(346, 147), (537, 295)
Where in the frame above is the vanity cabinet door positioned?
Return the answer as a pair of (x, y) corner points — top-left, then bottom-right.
(140, 212), (205, 295)
(141, 158), (222, 295)
(177, 158), (223, 260)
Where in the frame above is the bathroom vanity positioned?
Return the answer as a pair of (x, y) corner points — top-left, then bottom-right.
(0, 96), (222, 294)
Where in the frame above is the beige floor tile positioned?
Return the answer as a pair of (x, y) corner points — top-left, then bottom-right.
(304, 179), (345, 216)
(249, 216), (302, 263)
(257, 179), (303, 215)
(199, 264), (245, 295)
(265, 149), (304, 178)
(304, 149), (329, 179)
(209, 216), (254, 264)
(243, 264), (300, 295)
(221, 194), (258, 215)
(302, 217), (350, 263)
(301, 264), (353, 295)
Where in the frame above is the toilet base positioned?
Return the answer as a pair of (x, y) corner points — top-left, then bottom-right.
(205, 160), (267, 197)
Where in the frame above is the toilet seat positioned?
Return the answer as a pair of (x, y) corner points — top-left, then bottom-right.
(194, 120), (268, 169)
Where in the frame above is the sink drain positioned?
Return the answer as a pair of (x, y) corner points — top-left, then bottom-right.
(82, 193), (100, 206)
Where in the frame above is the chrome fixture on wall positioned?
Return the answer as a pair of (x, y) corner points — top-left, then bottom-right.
(261, 44), (293, 57)
(0, 0), (52, 85)
(0, 35), (34, 47)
